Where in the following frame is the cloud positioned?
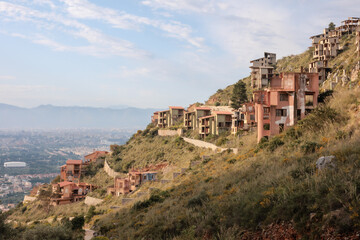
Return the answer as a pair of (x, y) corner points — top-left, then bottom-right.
(0, 75), (16, 80)
(60, 0), (205, 49)
(0, 1), (148, 58)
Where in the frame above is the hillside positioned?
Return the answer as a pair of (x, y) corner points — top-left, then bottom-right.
(2, 24), (360, 240)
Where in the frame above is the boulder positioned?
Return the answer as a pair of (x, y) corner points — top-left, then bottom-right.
(316, 155), (336, 170)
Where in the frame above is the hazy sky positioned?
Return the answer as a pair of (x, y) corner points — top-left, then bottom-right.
(0, 0), (358, 109)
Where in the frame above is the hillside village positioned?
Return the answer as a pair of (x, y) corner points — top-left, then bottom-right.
(3, 17), (360, 239)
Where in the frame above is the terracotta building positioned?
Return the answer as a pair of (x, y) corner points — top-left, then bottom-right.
(50, 181), (94, 206)
(107, 171), (157, 196)
(158, 106), (185, 128)
(253, 71), (319, 142)
(60, 160), (84, 183)
(151, 111), (159, 125)
(84, 151), (108, 164)
(184, 107), (211, 130)
(250, 52), (276, 90)
(199, 111), (233, 138)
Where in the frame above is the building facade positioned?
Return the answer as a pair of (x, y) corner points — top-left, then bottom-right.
(199, 111), (233, 138)
(231, 103), (256, 135)
(250, 52), (276, 90)
(158, 106), (185, 128)
(184, 107), (211, 130)
(253, 72), (319, 142)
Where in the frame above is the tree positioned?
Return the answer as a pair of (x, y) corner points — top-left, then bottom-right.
(85, 206), (96, 223)
(230, 80), (248, 109)
(71, 216), (85, 230)
(328, 22), (336, 31)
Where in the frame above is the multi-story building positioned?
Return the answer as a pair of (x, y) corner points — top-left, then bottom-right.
(184, 107), (211, 130)
(336, 17), (360, 36)
(231, 103), (256, 135)
(107, 171), (157, 196)
(50, 181), (94, 206)
(253, 71), (319, 142)
(309, 34), (339, 84)
(60, 160), (84, 183)
(151, 111), (159, 125)
(84, 151), (108, 164)
(158, 106), (185, 128)
(250, 52), (276, 90)
(199, 111), (233, 138)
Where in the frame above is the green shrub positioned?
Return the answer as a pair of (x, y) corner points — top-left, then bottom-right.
(187, 191), (209, 208)
(268, 136), (284, 152)
(71, 216), (85, 230)
(301, 141), (322, 154)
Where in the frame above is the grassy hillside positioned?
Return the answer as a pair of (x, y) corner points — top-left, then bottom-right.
(93, 86), (360, 239)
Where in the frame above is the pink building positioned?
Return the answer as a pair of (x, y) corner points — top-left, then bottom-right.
(253, 71), (319, 142)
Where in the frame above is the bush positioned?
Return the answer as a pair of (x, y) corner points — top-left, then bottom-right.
(132, 190), (170, 211)
(85, 206), (96, 223)
(301, 141), (322, 154)
(268, 136), (284, 152)
(187, 191), (209, 208)
(71, 216), (85, 230)
(22, 225), (72, 240)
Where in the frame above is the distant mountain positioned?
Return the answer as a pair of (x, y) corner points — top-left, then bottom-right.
(0, 103), (159, 129)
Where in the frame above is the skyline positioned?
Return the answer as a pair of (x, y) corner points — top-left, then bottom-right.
(0, 0), (358, 109)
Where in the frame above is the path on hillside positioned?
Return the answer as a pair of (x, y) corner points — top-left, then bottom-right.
(182, 137), (238, 154)
(84, 229), (95, 240)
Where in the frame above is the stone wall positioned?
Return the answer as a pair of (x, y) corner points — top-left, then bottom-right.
(23, 195), (36, 203)
(104, 160), (121, 178)
(158, 129), (183, 136)
(84, 196), (103, 206)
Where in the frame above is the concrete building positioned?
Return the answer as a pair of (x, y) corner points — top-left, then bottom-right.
(158, 106), (185, 128)
(199, 111), (233, 138)
(231, 103), (256, 135)
(309, 34), (339, 84)
(253, 71), (319, 142)
(184, 107), (211, 130)
(250, 52), (276, 90)
(335, 17), (360, 36)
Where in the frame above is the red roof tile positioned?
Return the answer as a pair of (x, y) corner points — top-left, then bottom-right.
(169, 106), (184, 109)
(66, 159), (83, 165)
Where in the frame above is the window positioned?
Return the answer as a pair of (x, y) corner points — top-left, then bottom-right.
(250, 115), (255, 120)
(276, 109), (287, 117)
(305, 94), (314, 106)
(280, 93), (288, 101)
(263, 124), (270, 130)
(306, 78), (310, 86)
(263, 107), (270, 114)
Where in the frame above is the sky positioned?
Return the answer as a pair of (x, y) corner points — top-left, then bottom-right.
(0, 0), (358, 109)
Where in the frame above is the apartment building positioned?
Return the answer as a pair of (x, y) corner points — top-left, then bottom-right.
(250, 52), (276, 90)
(151, 111), (159, 125)
(60, 160), (84, 183)
(50, 181), (94, 206)
(253, 71), (319, 142)
(158, 106), (185, 128)
(184, 107), (211, 130)
(199, 111), (233, 138)
(107, 170), (157, 196)
(336, 17), (360, 36)
(231, 103), (256, 135)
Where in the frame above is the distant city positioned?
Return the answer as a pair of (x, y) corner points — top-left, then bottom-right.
(0, 129), (133, 207)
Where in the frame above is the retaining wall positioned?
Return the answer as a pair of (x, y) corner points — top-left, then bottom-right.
(158, 129), (183, 136)
(104, 160), (121, 178)
(84, 196), (103, 206)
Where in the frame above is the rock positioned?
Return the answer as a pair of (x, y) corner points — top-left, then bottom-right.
(316, 155), (336, 170)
